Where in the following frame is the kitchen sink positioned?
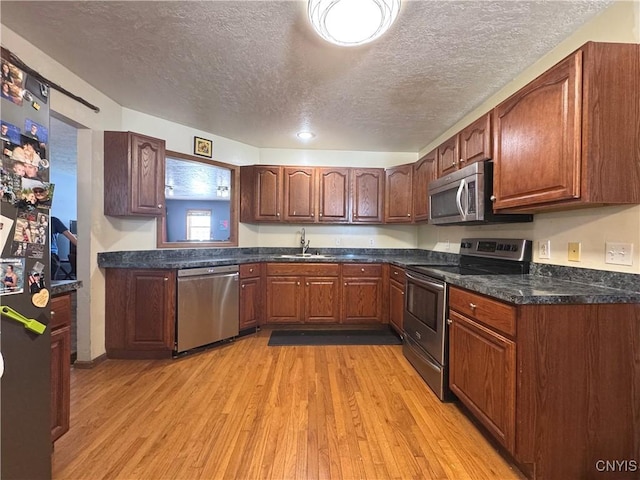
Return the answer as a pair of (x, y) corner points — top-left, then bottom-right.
(277, 254), (334, 259)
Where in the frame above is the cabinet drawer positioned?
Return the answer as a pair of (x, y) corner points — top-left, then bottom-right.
(50, 294), (72, 330)
(240, 263), (261, 278)
(342, 263), (382, 277)
(449, 287), (516, 337)
(266, 263), (340, 277)
(389, 266), (406, 282)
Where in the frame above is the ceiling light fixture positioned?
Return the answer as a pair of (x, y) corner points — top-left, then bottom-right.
(297, 131), (316, 140)
(308, 0), (400, 47)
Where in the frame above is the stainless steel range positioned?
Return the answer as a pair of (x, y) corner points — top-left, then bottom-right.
(403, 238), (532, 401)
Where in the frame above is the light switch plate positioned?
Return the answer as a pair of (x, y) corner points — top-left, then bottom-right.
(605, 242), (634, 266)
(538, 240), (551, 259)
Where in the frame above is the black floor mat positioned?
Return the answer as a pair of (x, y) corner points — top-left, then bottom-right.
(268, 329), (402, 346)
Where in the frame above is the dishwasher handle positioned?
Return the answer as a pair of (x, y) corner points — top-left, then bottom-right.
(178, 265), (239, 277)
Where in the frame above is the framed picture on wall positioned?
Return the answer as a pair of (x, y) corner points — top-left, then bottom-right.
(194, 136), (213, 158)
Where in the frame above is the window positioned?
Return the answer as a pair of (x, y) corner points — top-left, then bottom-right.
(186, 209), (211, 241)
(156, 150), (238, 248)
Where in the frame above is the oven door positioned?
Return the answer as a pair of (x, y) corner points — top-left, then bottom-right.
(403, 271), (447, 365)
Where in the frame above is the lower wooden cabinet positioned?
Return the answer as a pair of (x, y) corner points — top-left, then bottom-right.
(105, 268), (176, 359)
(265, 263), (340, 324)
(388, 266), (405, 334)
(341, 264), (383, 324)
(239, 263), (262, 329)
(50, 293), (72, 443)
(449, 310), (516, 451)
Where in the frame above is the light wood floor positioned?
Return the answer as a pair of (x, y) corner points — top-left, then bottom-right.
(53, 329), (525, 480)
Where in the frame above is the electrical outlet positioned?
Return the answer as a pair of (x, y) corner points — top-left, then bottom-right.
(335, 237), (341, 246)
(539, 240), (551, 259)
(605, 242), (634, 266)
(568, 242), (581, 262)
(369, 238), (375, 247)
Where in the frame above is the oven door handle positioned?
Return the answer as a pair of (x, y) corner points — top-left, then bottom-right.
(405, 271), (445, 291)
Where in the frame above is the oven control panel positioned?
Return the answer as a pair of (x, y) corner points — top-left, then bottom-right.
(460, 238), (532, 262)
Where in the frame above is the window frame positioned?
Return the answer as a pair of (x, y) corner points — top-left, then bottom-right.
(156, 150), (239, 248)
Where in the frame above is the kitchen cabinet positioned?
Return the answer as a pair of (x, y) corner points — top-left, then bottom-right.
(317, 167), (350, 223)
(240, 165), (283, 222)
(449, 285), (640, 480)
(437, 112), (492, 178)
(104, 131), (166, 216)
(283, 167), (316, 222)
(50, 293), (72, 443)
(239, 263), (262, 330)
(265, 263), (340, 324)
(341, 263), (384, 323)
(387, 265), (405, 335)
(412, 150), (437, 222)
(493, 42), (640, 212)
(351, 168), (384, 224)
(448, 287), (516, 452)
(384, 164), (413, 223)
(105, 268), (176, 359)
(437, 135), (460, 177)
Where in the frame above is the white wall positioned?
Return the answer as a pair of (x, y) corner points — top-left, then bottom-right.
(417, 0), (640, 274)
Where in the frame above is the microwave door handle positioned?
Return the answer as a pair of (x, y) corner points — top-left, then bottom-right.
(456, 179), (466, 220)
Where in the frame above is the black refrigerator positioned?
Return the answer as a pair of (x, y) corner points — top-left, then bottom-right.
(1, 50), (53, 479)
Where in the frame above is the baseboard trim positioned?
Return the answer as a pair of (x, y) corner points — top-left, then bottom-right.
(73, 353), (107, 369)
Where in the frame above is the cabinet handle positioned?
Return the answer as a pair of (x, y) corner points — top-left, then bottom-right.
(311, 213), (314, 217)
(344, 282), (348, 286)
(297, 281), (300, 286)
(164, 277), (168, 281)
(50, 311), (55, 316)
(490, 195), (496, 202)
(451, 160), (456, 166)
(319, 213), (323, 217)
(277, 212), (280, 217)
(241, 284), (245, 289)
(361, 268), (365, 272)
(459, 158), (463, 165)
(249, 268), (253, 273)
(469, 302), (476, 309)
(306, 282), (309, 286)
(394, 271), (398, 275)
(157, 204), (163, 208)
(447, 319), (452, 325)
(407, 213), (410, 217)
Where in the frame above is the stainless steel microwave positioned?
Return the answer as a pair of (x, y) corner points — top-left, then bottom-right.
(428, 161), (532, 225)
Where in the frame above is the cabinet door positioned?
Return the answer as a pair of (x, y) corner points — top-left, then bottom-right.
(385, 164), (413, 223)
(304, 276), (340, 323)
(130, 133), (165, 215)
(266, 276), (303, 323)
(459, 112), (492, 167)
(437, 135), (460, 177)
(388, 278), (405, 334)
(342, 277), (383, 323)
(104, 131), (165, 216)
(51, 325), (70, 442)
(125, 270), (175, 352)
(449, 310), (516, 452)
(255, 166), (282, 221)
(240, 276), (261, 329)
(493, 52), (581, 210)
(351, 168), (384, 223)
(413, 150), (437, 222)
(318, 167), (349, 223)
(283, 167), (316, 222)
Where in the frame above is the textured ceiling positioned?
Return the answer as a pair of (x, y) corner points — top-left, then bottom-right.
(1, 1), (612, 153)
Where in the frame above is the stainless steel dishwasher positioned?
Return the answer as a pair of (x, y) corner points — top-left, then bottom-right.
(176, 265), (239, 353)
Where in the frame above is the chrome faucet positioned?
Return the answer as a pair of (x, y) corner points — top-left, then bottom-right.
(300, 228), (310, 254)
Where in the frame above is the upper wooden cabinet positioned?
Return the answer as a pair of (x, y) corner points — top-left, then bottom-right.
(242, 166), (382, 224)
(318, 167), (350, 223)
(493, 42), (640, 212)
(104, 132), (166, 216)
(283, 167), (316, 222)
(412, 149), (437, 222)
(385, 164), (413, 223)
(437, 112), (492, 177)
(350, 168), (384, 223)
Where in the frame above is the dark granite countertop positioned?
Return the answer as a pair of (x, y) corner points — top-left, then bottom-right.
(51, 279), (82, 296)
(97, 248), (639, 305)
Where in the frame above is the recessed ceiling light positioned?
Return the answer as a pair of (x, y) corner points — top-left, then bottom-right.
(297, 131), (316, 140)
